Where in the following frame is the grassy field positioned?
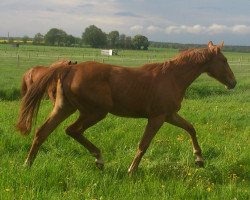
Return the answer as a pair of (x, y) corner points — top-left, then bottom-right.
(0, 44), (249, 199)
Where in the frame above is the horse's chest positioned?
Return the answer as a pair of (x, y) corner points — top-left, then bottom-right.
(149, 92), (182, 114)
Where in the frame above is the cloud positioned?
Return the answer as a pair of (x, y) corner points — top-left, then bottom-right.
(207, 24), (227, 34)
(165, 25), (205, 34)
(130, 25), (143, 33)
(231, 25), (250, 34)
(146, 25), (162, 33)
(164, 24), (250, 35)
(185, 25), (206, 34)
(165, 26), (181, 34)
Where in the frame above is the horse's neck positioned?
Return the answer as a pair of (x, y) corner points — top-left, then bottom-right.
(172, 62), (205, 92)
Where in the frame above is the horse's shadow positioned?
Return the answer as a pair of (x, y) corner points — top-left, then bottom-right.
(203, 147), (221, 160)
(104, 147), (248, 185)
(0, 88), (20, 101)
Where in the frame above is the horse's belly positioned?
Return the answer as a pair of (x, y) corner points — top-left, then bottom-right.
(109, 104), (148, 118)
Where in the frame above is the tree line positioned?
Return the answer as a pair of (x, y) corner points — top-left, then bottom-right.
(150, 41), (250, 53)
(3, 25), (149, 50)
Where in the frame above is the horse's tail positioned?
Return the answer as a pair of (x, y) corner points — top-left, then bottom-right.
(20, 73), (28, 98)
(21, 68), (34, 98)
(16, 66), (71, 135)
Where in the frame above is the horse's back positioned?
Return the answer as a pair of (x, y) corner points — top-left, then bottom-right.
(62, 61), (162, 117)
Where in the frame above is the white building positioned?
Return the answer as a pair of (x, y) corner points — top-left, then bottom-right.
(101, 49), (113, 56)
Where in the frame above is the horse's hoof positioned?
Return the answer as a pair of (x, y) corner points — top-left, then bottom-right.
(195, 160), (204, 167)
(127, 165), (137, 176)
(96, 162), (104, 170)
(128, 170), (135, 177)
(23, 159), (32, 168)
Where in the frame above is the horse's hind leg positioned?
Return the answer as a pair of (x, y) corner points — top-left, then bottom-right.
(24, 80), (75, 167)
(65, 112), (107, 169)
(166, 113), (204, 167)
(24, 104), (75, 167)
(47, 82), (56, 104)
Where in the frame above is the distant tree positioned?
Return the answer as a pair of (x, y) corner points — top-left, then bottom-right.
(74, 37), (83, 46)
(132, 35), (149, 50)
(118, 34), (126, 48)
(107, 30), (119, 48)
(82, 25), (107, 48)
(22, 35), (29, 44)
(45, 28), (67, 46)
(125, 36), (132, 49)
(66, 34), (76, 46)
(33, 33), (44, 45)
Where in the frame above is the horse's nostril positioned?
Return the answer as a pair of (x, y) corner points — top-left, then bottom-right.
(227, 80), (236, 89)
(231, 80), (237, 88)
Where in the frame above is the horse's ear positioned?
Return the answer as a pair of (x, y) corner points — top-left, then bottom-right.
(208, 41), (214, 48)
(218, 41), (224, 49)
(208, 41), (220, 54)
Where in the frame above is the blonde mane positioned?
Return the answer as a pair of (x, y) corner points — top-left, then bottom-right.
(172, 48), (212, 66)
(142, 47), (213, 74)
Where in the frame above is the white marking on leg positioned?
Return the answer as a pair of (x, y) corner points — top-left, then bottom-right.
(95, 157), (104, 165)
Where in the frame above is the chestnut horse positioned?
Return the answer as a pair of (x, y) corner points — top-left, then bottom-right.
(16, 41), (236, 174)
(21, 60), (77, 102)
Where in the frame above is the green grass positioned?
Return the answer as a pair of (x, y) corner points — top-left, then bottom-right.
(0, 45), (249, 199)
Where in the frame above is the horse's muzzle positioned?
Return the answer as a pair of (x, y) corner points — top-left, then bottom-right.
(226, 80), (237, 89)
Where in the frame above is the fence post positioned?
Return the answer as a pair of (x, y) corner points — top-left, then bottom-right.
(17, 54), (20, 67)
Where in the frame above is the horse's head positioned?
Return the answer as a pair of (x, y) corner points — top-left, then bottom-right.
(206, 41), (236, 89)
(50, 60), (77, 67)
(68, 61), (77, 65)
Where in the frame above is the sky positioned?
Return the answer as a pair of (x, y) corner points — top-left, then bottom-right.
(0, 0), (250, 45)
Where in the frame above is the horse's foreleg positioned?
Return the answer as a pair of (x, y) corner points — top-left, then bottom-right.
(66, 112), (107, 170)
(166, 113), (204, 167)
(128, 115), (165, 175)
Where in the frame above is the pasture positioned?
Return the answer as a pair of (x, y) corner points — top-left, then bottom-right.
(0, 44), (249, 199)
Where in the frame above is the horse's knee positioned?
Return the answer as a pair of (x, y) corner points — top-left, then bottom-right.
(32, 128), (47, 146)
(65, 125), (82, 137)
(65, 127), (75, 136)
(186, 124), (196, 135)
